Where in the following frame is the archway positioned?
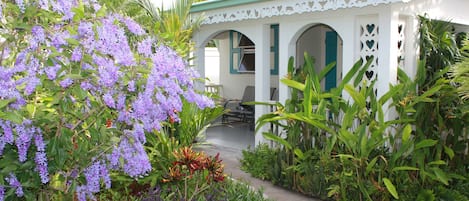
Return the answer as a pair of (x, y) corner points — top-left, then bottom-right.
(296, 24), (343, 91)
(199, 30), (258, 150)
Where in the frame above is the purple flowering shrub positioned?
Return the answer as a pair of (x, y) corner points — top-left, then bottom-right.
(0, 0), (213, 200)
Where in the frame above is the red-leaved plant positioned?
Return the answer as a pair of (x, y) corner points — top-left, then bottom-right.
(163, 147), (225, 200)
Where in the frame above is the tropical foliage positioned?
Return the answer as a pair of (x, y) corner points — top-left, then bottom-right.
(242, 16), (469, 200)
(0, 0), (265, 201)
(118, 0), (204, 57)
(451, 39), (469, 100)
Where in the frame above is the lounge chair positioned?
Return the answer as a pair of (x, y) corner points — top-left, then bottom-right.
(222, 86), (255, 125)
(222, 86), (278, 126)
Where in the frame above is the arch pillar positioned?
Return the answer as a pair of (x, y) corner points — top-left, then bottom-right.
(254, 24), (272, 145)
(193, 40), (206, 92)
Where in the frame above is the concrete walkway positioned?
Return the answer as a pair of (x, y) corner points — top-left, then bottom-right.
(196, 123), (321, 201)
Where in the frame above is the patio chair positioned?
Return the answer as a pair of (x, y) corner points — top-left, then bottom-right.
(222, 86), (278, 126)
(222, 86), (255, 125)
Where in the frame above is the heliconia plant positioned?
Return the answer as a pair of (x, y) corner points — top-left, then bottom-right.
(250, 51), (467, 200)
(0, 0), (213, 200)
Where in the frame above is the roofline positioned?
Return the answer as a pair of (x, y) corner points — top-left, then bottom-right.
(192, 0), (412, 25)
(190, 0), (271, 13)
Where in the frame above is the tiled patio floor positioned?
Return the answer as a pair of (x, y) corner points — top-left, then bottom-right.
(203, 122), (255, 150)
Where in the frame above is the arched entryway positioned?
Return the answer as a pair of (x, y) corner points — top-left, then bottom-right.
(201, 30), (258, 101)
(296, 24), (343, 91)
(198, 30), (258, 150)
(194, 24), (280, 148)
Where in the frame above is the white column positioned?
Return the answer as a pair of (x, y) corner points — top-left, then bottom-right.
(254, 24), (271, 146)
(194, 43), (206, 92)
(278, 23), (296, 104)
(378, 8), (399, 121)
(404, 16), (419, 79)
(340, 23), (356, 101)
(378, 9), (399, 97)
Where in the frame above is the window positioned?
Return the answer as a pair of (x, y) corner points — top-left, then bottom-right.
(230, 24), (279, 74)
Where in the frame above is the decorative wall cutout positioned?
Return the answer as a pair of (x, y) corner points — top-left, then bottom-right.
(359, 19), (379, 82)
(196, 0), (410, 25)
(397, 18), (406, 69)
(358, 16), (379, 110)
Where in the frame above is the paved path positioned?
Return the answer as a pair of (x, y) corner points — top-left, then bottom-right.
(197, 143), (321, 201)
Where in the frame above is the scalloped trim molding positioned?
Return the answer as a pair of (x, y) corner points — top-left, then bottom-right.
(198, 0), (411, 25)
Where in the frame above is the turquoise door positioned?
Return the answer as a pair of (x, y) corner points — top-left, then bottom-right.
(325, 31), (337, 91)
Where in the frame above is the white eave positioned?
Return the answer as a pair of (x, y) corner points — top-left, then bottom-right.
(194, 0), (413, 25)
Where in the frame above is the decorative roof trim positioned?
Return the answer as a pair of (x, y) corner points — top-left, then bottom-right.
(193, 0), (412, 25)
(191, 0), (271, 13)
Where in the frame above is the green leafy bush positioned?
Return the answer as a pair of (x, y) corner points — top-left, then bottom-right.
(245, 47), (469, 200)
(241, 144), (277, 180)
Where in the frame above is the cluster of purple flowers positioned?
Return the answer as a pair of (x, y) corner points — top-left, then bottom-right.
(5, 173), (24, 197)
(0, 120), (49, 186)
(0, 186), (4, 201)
(76, 160), (111, 201)
(1, 0), (215, 199)
(108, 136), (151, 178)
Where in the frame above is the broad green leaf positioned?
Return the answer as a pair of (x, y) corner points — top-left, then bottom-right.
(0, 98), (15, 109)
(354, 57), (373, 87)
(262, 132), (292, 150)
(72, 2), (85, 22)
(415, 139), (438, 150)
(402, 124), (412, 143)
(397, 68), (412, 83)
(303, 75), (313, 117)
(304, 52), (315, 76)
(281, 78), (305, 91)
(379, 84), (403, 104)
(327, 185), (340, 198)
(294, 148), (305, 160)
(282, 113), (331, 133)
(96, 4), (108, 17)
(1, 164), (18, 174)
(443, 146), (455, 160)
(319, 62), (337, 80)
(337, 154), (355, 160)
(26, 104), (35, 117)
(448, 173), (467, 180)
(326, 134), (337, 155)
(287, 56), (295, 74)
(366, 156), (379, 175)
(65, 38), (80, 46)
(427, 160), (446, 166)
(392, 166), (420, 171)
(345, 84), (366, 108)
(0, 111), (22, 124)
(417, 85), (442, 100)
(359, 125), (368, 157)
(383, 178), (399, 199)
(432, 168), (449, 185)
(337, 59), (363, 90)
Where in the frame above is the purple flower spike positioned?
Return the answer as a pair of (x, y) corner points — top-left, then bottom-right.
(5, 173), (23, 197)
(0, 185), (4, 201)
(60, 78), (73, 88)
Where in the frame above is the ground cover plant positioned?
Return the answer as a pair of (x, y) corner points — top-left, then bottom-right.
(242, 17), (469, 200)
(0, 0), (267, 200)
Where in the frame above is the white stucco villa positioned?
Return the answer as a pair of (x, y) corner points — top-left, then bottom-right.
(190, 0), (469, 145)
